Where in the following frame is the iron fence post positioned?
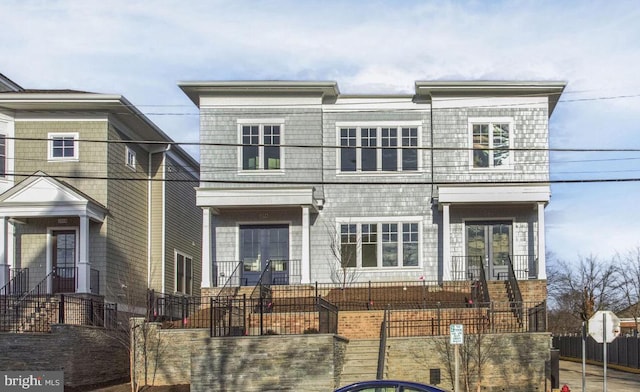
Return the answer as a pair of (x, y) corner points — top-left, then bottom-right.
(59, 294), (65, 324)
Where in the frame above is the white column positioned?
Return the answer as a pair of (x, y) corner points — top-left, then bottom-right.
(537, 202), (547, 279)
(442, 203), (451, 281)
(77, 215), (91, 293)
(301, 206), (311, 284)
(0, 217), (8, 289)
(201, 208), (212, 288)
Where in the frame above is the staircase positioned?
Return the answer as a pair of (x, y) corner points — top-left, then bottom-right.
(0, 295), (59, 333)
(485, 281), (523, 332)
(339, 339), (381, 386)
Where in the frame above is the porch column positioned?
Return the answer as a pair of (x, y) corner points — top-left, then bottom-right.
(77, 215), (90, 293)
(201, 208), (212, 288)
(301, 205), (311, 284)
(537, 202), (547, 279)
(0, 217), (8, 289)
(442, 203), (451, 281)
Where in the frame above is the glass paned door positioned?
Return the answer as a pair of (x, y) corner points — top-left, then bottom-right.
(465, 221), (512, 280)
(240, 225), (289, 286)
(52, 230), (76, 293)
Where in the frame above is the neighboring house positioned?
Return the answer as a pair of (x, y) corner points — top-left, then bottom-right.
(180, 80), (565, 292)
(0, 74), (201, 307)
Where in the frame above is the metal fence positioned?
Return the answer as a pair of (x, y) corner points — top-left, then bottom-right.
(553, 335), (640, 369)
(0, 294), (117, 332)
(386, 301), (546, 337)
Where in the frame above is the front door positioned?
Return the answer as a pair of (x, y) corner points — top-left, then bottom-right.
(466, 221), (512, 281)
(52, 230), (76, 293)
(240, 225), (289, 286)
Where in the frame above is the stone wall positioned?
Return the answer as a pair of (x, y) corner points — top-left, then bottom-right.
(386, 333), (551, 392)
(191, 334), (348, 392)
(0, 324), (129, 387)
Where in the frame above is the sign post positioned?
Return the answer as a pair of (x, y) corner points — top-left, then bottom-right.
(450, 324), (464, 392)
(588, 310), (621, 392)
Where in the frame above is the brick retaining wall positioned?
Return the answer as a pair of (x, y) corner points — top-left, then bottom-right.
(0, 324), (129, 387)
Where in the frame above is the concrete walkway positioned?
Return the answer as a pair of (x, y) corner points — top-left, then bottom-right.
(559, 360), (640, 392)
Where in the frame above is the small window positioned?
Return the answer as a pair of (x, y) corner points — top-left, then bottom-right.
(126, 147), (136, 170)
(239, 122), (283, 171)
(176, 251), (193, 295)
(48, 133), (79, 161)
(470, 120), (512, 169)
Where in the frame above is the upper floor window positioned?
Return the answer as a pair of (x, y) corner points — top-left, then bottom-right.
(338, 124), (420, 173)
(125, 146), (136, 170)
(239, 120), (283, 171)
(470, 119), (512, 169)
(48, 132), (79, 161)
(176, 251), (193, 295)
(338, 220), (420, 269)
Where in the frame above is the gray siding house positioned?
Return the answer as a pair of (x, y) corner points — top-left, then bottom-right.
(0, 74), (202, 307)
(180, 80), (564, 290)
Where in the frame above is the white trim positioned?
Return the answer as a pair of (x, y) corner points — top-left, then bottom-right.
(0, 116), (14, 192)
(14, 114), (109, 122)
(125, 146), (136, 171)
(201, 96), (322, 107)
(47, 132), (79, 161)
(326, 97), (421, 112)
(237, 118), (286, 124)
(432, 96), (547, 110)
(335, 121), (423, 127)
(196, 187), (317, 209)
(161, 154), (166, 294)
(438, 185), (550, 204)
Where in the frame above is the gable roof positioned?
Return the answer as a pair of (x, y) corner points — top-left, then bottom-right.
(0, 73), (23, 92)
(0, 171), (108, 222)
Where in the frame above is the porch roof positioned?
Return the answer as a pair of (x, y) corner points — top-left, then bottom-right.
(0, 171), (108, 222)
(437, 184), (550, 206)
(196, 186), (320, 212)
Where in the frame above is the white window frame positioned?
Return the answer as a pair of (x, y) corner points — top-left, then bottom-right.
(336, 121), (422, 174)
(125, 146), (136, 170)
(175, 250), (193, 295)
(237, 119), (285, 173)
(48, 132), (79, 161)
(336, 217), (422, 270)
(0, 133), (6, 178)
(468, 117), (514, 170)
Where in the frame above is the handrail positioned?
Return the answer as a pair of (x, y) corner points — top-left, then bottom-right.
(215, 261), (244, 298)
(476, 257), (490, 303)
(19, 270), (54, 301)
(506, 255), (524, 322)
(250, 260), (273, 300)
(0, 268), (29, 296)
(377, 306), (389, 379)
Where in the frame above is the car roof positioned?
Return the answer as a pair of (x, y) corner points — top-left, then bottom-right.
(334, 379), (449, 392)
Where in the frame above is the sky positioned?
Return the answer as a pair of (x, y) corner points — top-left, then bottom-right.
(2, 0), (640, 264)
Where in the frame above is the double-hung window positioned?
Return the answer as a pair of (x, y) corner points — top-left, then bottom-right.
(470, 119), (513, 169)
(338, 123), (420, 173)
(239, 120), (283, 171)
(48, 132), (79, 161)
(338, 220), (420, 268)
(125, 146), (136, 170)
(176, 251), (193, 295)
(0, 134), (6, 177)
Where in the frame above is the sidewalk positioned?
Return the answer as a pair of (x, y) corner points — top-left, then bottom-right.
(559, 360), (640, 392)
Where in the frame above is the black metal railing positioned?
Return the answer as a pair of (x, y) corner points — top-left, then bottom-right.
(553, 335), (640, 369)
(385, 301), (545, 337)
(215, 260), (244, 288)
(377, 306), (389, 379)
(52, 266), (76, 293)
(150, 290), (211, 328)
(451, 254), (535, 281)
(506, 255), (524, 323)
(250, 260), (273, 300)
(1, 268), (29, 314)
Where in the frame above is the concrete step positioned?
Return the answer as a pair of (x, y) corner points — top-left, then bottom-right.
(340, 339), (381, 386)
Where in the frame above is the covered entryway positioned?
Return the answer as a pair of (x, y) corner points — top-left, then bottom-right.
(466, 221), (512, 280)
(240, 224), (289, 286)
